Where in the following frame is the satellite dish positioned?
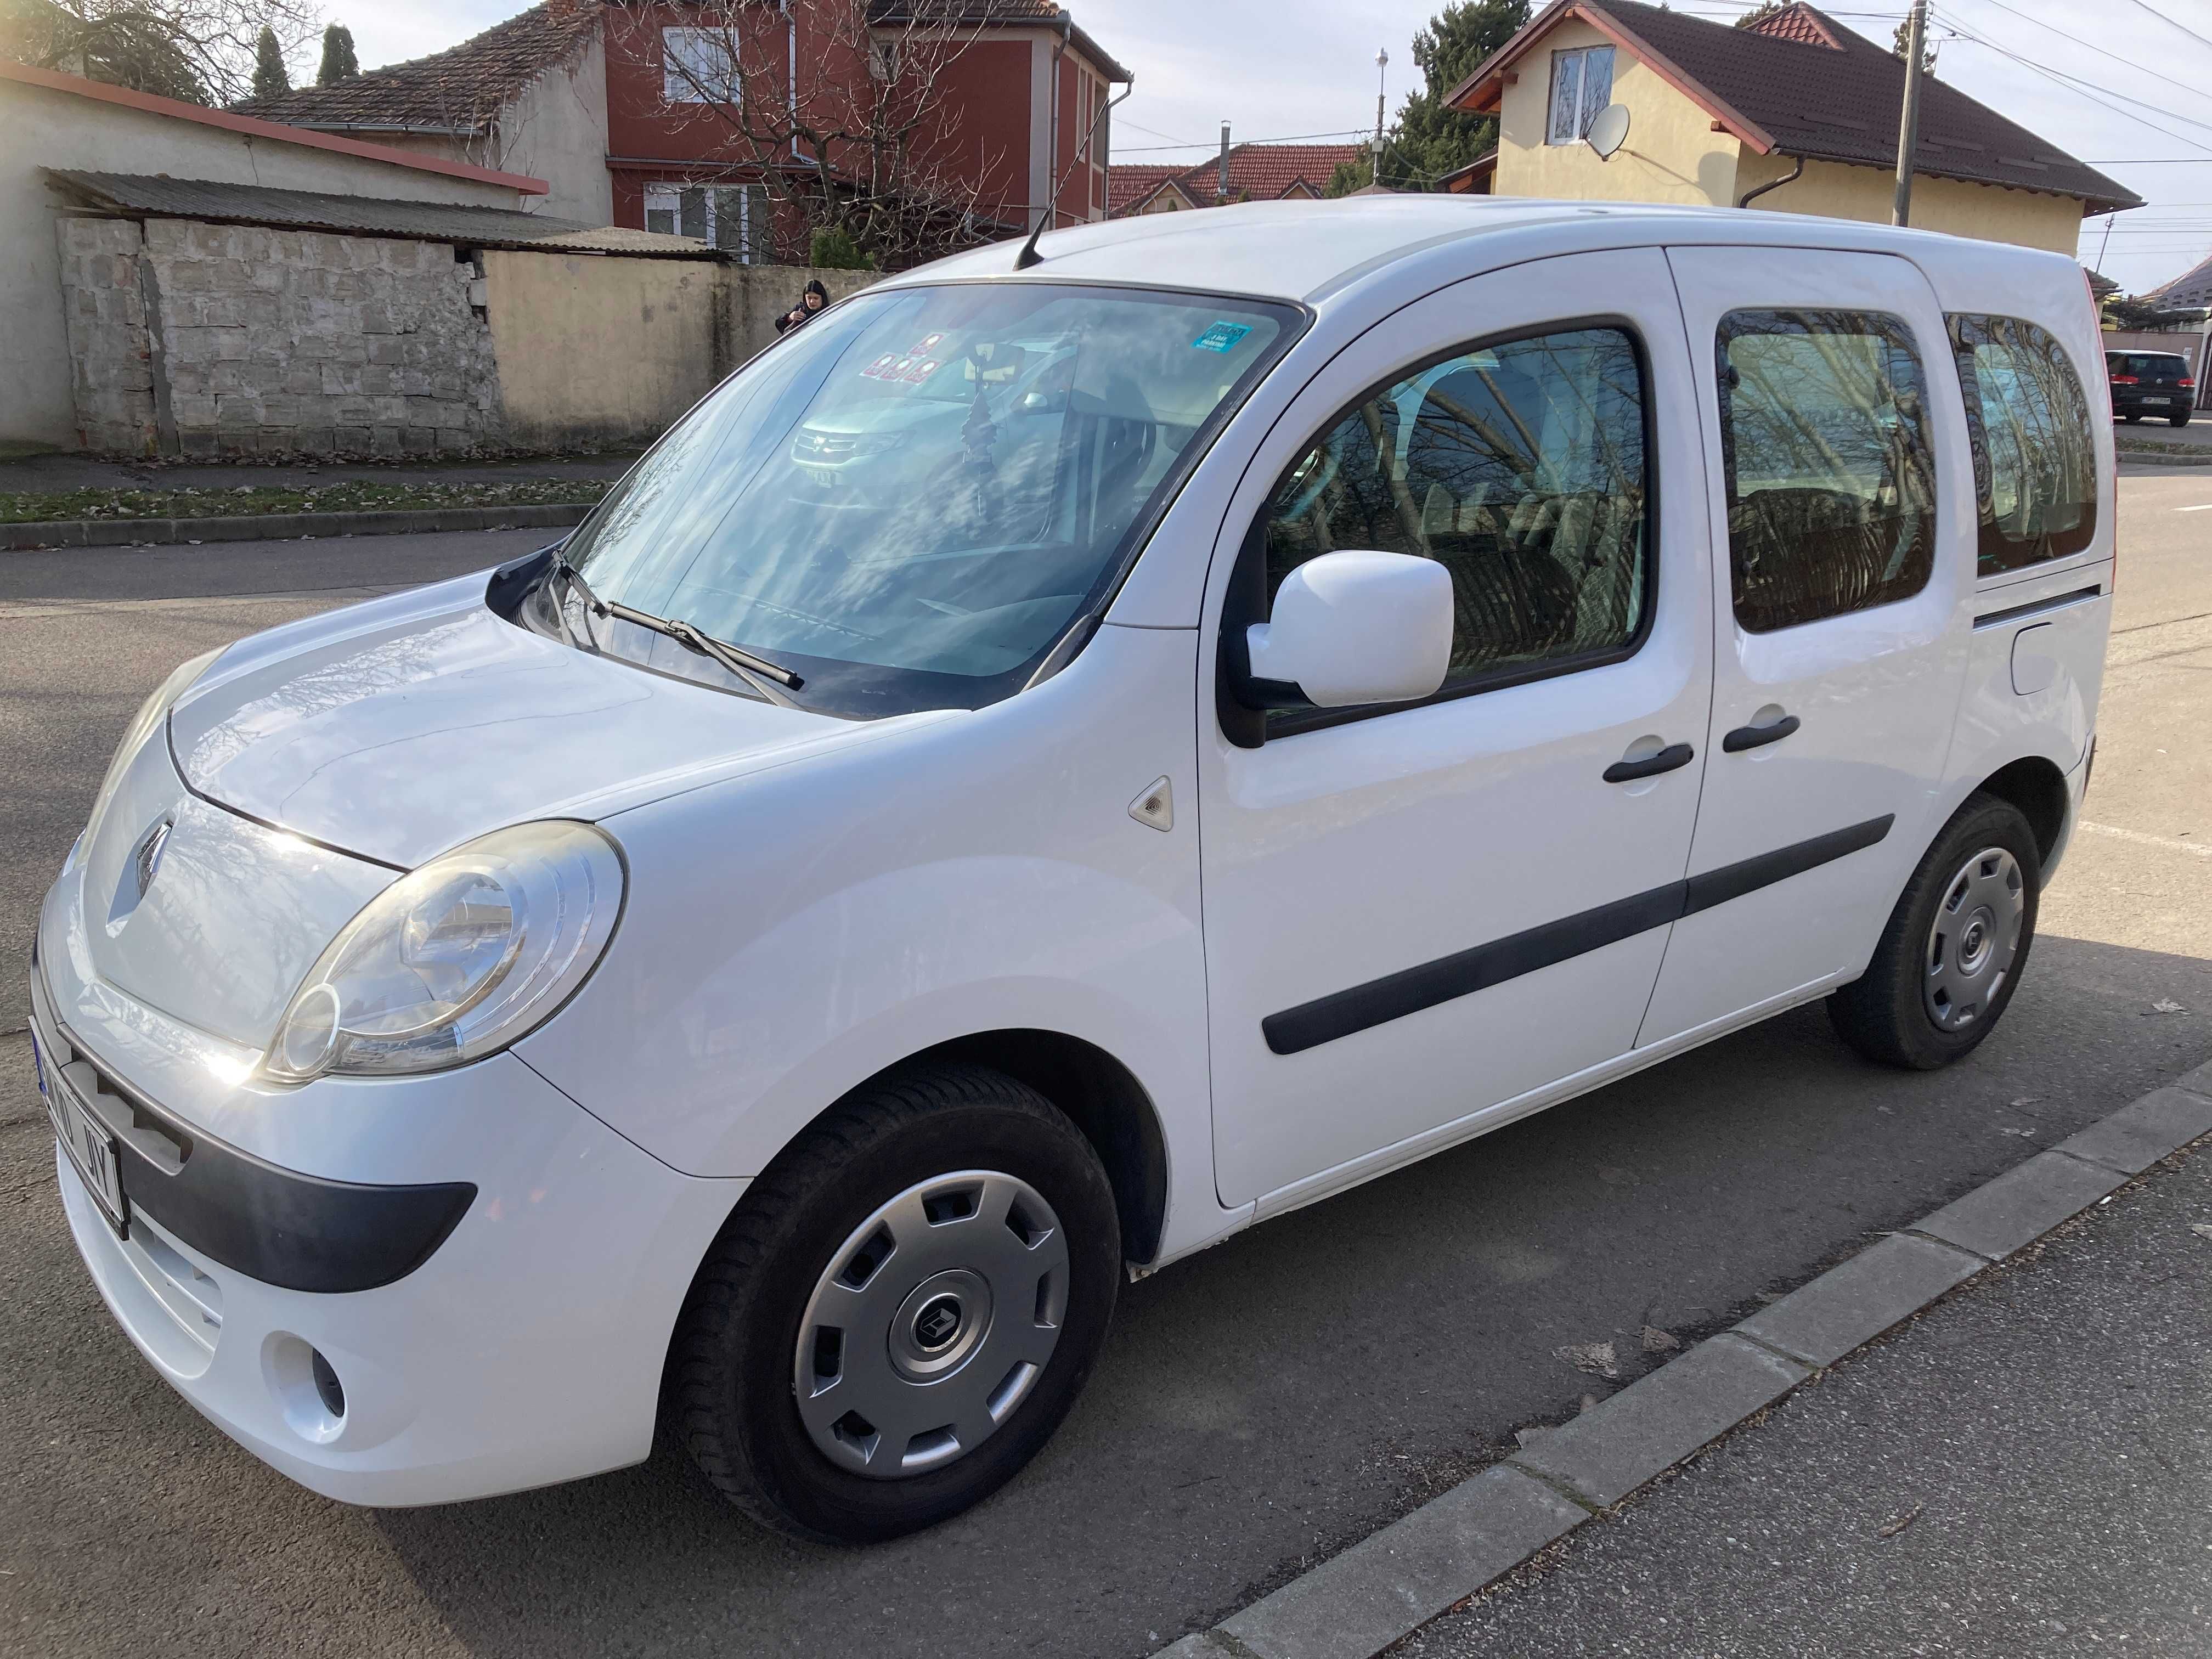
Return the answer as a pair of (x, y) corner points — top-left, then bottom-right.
(1587, 102), (1630, 161)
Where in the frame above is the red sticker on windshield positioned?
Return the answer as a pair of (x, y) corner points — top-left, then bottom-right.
(862, 353), (900, 379)
(902, 359), (941, 383)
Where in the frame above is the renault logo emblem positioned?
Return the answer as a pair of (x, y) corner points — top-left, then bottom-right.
(913, 1297), (962, 1351)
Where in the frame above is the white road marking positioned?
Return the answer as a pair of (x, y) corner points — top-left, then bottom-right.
(2078, 821), (2212, 860)
(2175, 503), (2212, 512)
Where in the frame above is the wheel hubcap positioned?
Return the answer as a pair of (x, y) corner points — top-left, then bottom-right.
(794, 1171), (1068, 1479)
(1924, 845), (2025, 1033)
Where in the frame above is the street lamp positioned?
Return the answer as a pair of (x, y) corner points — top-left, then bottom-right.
(1374, 47), (1389, 187)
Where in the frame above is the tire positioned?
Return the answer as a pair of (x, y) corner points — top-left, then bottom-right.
(2123, 412), (2143, 423)
(668, 1063), (1121, 1543)
(2172, 411), (2193, 427)
(1827, 793), (2041, 1070)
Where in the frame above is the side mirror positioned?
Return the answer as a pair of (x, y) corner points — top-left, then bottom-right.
(1244, 550), (1453, 709)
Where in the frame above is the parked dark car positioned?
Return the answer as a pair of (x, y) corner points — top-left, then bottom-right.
(2107, 349), (2196, 426)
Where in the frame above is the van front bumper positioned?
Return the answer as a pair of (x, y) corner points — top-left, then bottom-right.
(32, 955), (745, 1508)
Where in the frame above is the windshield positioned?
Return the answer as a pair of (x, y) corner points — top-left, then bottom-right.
(552, 281), (1300, 717)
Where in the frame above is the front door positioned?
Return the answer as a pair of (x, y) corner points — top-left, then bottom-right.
(1199, 250), (1714, 1211)
(1637, 247), (1976, 1046)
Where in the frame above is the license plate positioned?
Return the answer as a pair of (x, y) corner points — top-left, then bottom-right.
(35, 1036), (128, 1237)
(2143, 396), (2170, 406)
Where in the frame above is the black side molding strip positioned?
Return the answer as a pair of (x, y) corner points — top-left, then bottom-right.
(1261, 815), (1895, 1057)
(1973, 584), (2102, 631)
(1683, 814), (1892, 916)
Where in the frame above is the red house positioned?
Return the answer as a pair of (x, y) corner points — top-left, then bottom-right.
(241, 0), (1126, 264)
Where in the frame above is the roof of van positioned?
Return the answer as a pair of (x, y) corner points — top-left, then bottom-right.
(888, 196), (2084, 308)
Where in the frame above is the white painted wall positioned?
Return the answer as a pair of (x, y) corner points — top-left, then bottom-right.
(494, 34), (614, 224)
(0, 74), (532, 453)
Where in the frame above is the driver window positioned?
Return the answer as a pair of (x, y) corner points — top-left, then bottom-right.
(1260, 326), (1651, 720)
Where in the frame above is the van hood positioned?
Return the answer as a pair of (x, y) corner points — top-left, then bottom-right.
(169, 574), (851, 868)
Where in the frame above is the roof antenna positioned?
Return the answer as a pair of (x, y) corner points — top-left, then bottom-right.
(1017, 71), (1135, 270)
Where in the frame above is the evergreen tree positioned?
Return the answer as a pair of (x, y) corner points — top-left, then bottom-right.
(250, 22), (286, 98)
(316, 21), (357, 84)
(1383, 0), (1530, 191)
(1323, 149), (1374, 197)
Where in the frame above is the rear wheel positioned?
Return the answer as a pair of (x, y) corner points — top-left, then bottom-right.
(1828, 793), (2040, 1070)
(2123, 412), (2143, 423)
(668, 1064), (1121, 1542)
(2172, 411), (2193, 427)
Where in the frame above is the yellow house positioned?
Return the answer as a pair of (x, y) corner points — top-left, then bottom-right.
(1448, 0), (2138, 252)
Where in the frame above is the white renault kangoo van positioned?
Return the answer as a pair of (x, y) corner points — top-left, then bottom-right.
(33, 199), (2112, 1540)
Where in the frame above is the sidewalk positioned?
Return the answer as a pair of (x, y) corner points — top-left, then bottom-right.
(1157, 1067), (2212, 1659)
(1397, 1135), (2212, 1658)
(0, 452), (639, 495)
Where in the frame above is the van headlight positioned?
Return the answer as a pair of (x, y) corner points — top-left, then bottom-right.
(262, 821), (624, 1083)
(77, 647), (223, 862)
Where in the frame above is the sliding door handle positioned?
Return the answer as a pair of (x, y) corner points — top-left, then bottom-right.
(1722, 714), (1801, 753)
(1603, 742), (1696, 783)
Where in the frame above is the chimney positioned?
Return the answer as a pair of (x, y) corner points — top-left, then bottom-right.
(1217, 122), (1231, 205)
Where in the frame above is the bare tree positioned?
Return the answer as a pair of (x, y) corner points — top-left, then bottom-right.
(604, 0), (1016, 270)
(2, 0), (321, 105)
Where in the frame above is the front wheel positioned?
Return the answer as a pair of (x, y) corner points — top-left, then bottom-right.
(668, 1064), (1121, 1542)
(1828, 793), (2041, 1070)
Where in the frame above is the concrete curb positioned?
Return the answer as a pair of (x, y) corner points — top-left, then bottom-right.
(2115, 446), (2212, 467)
(0, 501), (592, 552)
(1152, 1058), (2212, 1659)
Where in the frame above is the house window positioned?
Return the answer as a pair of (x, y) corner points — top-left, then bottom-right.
(1546, 46), (1615, 145)
(644, 183), (771, 262)
(663, 26), (737, 103)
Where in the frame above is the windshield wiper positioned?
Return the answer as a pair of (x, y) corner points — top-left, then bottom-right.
(550, 555), (805, 706)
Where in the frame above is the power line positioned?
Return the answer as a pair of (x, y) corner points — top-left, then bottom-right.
(1934, 14), (2212, 156)
(1116, 118), (1199, 148)
(1933, 7), (2212, 137)
(2118, 0), (2212, 58)
(1112, 127), (1373, 154)
(1951, 0), (2212, 111)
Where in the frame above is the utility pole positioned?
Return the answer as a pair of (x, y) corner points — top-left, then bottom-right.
(1373, 48), (1390, 187)
(1892, 0), (1927, 226)
(1216, 121), (1231, 204)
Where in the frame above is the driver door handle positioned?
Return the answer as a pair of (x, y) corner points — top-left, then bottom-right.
(1722, 714), (1801, 753)
(1602, 742), (1696, 783)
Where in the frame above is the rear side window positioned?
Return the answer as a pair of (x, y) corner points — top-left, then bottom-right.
(1950, 314), (2097, 575)
(1261, 325), (1650, 718)
(2108, 352), (2187, 379)
(1717, 309), (1936, 634)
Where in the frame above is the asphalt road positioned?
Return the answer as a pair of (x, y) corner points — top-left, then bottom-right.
(3, 483), (2209, 1659)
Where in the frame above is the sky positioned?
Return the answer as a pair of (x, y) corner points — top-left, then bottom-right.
(333, 0), (2212, 296)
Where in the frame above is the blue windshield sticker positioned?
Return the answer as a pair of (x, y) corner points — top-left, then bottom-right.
(1192, 321), (1252, 354)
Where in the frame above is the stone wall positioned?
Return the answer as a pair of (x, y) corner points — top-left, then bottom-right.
(56, 214), (504, 458)
(144, 219), (504, 457)
(54, 217), (156, 454)
(57, 211), (883, 458)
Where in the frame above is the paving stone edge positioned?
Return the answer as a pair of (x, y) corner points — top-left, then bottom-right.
(0, 502), (591, 552)
(1151, 1059), (2212, 1659)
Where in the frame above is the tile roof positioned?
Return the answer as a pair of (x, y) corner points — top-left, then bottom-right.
(0, 57), (547, 192)
(867, 1), (1130, 82)
(1451, 0), (2140, 216)
(1107, 163), (1184, 215)
(43, 170), (718, 257)
(1109, 142), (1364, 215)
(233, 0), (601, 135)
(2144, 253), (2212, 309)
